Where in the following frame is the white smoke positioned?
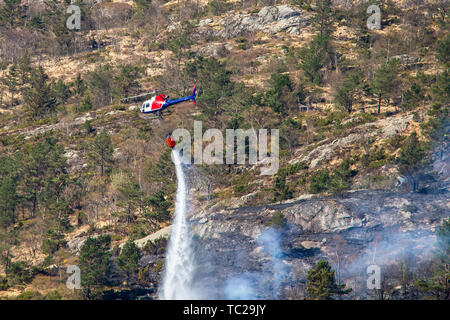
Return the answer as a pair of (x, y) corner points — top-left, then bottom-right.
(224, 274), (259, 299)
(257, 228), (290, 297)
(344, 230), (437, 277)
(224, 227), (290, 299)
(159, 150), (199, 300)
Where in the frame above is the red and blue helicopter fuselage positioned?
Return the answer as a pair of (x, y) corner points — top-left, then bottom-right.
(140, 85), (197, 114)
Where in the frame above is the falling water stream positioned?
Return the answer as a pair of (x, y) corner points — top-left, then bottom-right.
(159, 150), (196, 300)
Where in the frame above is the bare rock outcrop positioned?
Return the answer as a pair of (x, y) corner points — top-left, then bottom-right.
(188, 186), (448, 298)
(197, 5), (310, 39)
(290, 113), (414, 169)
(91, 2), (133, 29)
(197, 43), (230, 57)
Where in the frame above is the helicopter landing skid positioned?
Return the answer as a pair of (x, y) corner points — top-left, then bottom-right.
(139, 112), (163, 120)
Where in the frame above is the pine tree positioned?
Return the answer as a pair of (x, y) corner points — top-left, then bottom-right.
(78, 235), (112, 299)
(306, 260), (352, 299)
(371, 59), (401, 114)
(41, 229), (66, 255)
(309, 169), (331, 193)
(86, 65), (115, 107)
(265, 69), (293, 115)
(311, 0), (335, 37)
(53, 14), (74, 55)
(117, 179), (142, 223)
(436, 34), (450, 65)
(135, 0), (152, 11)
(24, 67), (58, 119)
(0, 0), (24, 28)
(334, 69), (365, 113)
(168, 21), (194, 66)
(397, 132), (426, 192)
(17, 51), (32, 85)
(0, 80), (5, 107)
(330, 157), (356, 193)
(52, 79), (71, 105)
(116, 240), (141, 283)
(115, 64), (142, 98)
(415, 219), (450, 299)
(20, 134), (68, 218)
(0, 176), (18, 229)
(431, 69), (450, 105)
(147, 190), (171, 222)
(80, 92), (93, 112)
(147, 148), (175, 185)
(0, 230), (13, 272)
(1, 63), (19, 107)
(88, 131), (114, 176)
(73, 73), (86, 98)
(183, 56), (233, 117)
(300, 34), (329, 85)
(273, 173), (293, 203)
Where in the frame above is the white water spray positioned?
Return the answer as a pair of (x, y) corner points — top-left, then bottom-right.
(159, 150), (197, 300)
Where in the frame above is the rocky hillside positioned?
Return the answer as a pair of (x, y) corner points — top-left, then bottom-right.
(0, 0), (448, 299)
(188, 126), (449, 299)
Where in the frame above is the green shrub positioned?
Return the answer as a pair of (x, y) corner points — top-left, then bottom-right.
(116, 240), (141, 281)
(237, 43), (249, 50)
(0, 133), (26, 147)
(368, 159), (388, 169)
(273, 173), (294, 202)
(146, 190), (171, 222)
(231, 170), (253, 196)
(278, 162), (309, 177)
(270, 211), (287, 228)
(114, 105), (126, 111)
(313, 111), (348, 130)
(309, 158), (356, 193)
(153, 259), (164, 273)
(0, 276), (9, 291)
(361, 147), (389, 169)
(6, 261), (34, 285)
(387, 135), (406, 150)
(330, 157), (357, 192)
(84, 120), (95, 134)
(137, 266), (150, 285)
(208, 0), (231, 15)
(16, 290), (42, 300)
(234, 183), (249, 194)
(44, 290), (62, 300)
(309, 169), (332, 193)
(41, 230), (66, 255)
(142, 237), (167, 255)
(79, 93), (93, 112)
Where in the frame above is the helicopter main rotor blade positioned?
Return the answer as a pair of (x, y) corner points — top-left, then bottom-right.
(120, 90), (160, 102)
(120, 85), (183, 102)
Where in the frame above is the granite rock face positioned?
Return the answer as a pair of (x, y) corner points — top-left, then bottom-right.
(185, 127), (449, 299)
(196, 5), (310, 39)
(188, 188), (448, 299)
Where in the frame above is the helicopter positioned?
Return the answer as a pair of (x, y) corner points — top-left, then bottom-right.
(120, 85), (197, 148)
(122, 85), (197, 120)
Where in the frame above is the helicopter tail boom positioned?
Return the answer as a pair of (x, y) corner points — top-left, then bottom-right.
(164, 84), (197, 106)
